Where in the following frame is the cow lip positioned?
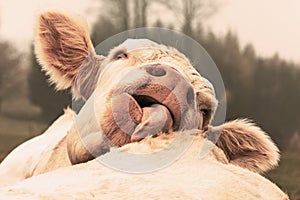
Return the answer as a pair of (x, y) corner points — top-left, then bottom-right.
(131, 95), (175, 123)
(130, 84), (180, 130)
(130, 94), (174, 142)
(101, 83), (182, 147)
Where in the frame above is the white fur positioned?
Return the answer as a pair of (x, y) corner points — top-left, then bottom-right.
(0, 132), (288, 199)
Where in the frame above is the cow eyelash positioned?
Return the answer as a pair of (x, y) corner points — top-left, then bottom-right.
(113, 50), (128, 60)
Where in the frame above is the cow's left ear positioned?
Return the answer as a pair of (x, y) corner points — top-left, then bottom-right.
(35, 11), (96, 91)
(206, 119), (280, 173)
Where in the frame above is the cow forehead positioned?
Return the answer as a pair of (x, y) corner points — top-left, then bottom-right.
(118, 39), (168, 51)
(109, 39), (191, 70)
(101, 39), (217, 113)
(106, 39), (216, 97)
(115, 39), (187, 61)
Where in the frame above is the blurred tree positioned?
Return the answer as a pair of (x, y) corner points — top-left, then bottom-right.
(118, 0), (130, 30)
(91, 16), (119, 45)
(100, 0), (151, 31)
(251, 55), (300, 149)
(101, 0), (131, 32)
(108, 0), (130, 30)
(156, 0), (218, 37)
(203, 31), (245, 111)
(27, 45), (71, 122)
(154, 19), (164, 28)
(243, 44), (256, 60)
(201, 30), (300, 150)
(0, 42), (21, 113)
(133, 0), (148, 28)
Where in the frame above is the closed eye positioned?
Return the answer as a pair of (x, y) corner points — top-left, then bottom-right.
(113, 50), (128, 60)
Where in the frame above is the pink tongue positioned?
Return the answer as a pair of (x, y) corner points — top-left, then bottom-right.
(131, 104), (173, 142)
(109, 94), (173, 145)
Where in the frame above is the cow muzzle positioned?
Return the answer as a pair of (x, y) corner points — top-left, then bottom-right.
(101, 64), (200, 146)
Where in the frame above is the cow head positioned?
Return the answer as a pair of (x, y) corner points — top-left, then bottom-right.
(35, 11), (279, 173)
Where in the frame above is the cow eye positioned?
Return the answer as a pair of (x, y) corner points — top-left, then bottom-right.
(113, 50), (128, 60)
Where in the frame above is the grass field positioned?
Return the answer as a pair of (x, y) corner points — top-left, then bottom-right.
(0, 114), (47, 161)
(0, 114), (299, 199)
(0, 115), (47, 136)
(0, 134), (32, 161)
(265, 153), (300, 200)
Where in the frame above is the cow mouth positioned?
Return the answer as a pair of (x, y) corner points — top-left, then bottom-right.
(101, 83), (182, 146)
(132, 95), (159, 108)
(132, 94), (174, 122)
(132, 83), (181, 129)
(129, 94), (175, 142)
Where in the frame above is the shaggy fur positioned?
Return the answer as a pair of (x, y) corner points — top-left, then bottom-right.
(0, 131), (288, 200)
(206, 119), (280, 173)
(35, 11), (95, 90)
(73, 54), (105, 100)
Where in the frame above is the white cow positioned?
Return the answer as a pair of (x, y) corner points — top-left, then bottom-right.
(0, 11), (288, 199)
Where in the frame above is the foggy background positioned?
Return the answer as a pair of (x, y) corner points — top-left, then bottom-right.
(0, 0), (299, 198)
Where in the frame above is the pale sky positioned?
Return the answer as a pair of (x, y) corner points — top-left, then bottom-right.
(0, 0), (299, 64)
(205, 0), (300, 64)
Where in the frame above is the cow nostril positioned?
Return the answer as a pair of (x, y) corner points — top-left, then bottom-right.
(146, 67), (166, 77)
(186, 87), (195, 105)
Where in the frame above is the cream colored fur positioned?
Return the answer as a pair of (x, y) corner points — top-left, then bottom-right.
(0, 131), (288, 200)
(208, 119), (280, 173)
(0, 11), (288, 199)
(35, 11), (95, 90)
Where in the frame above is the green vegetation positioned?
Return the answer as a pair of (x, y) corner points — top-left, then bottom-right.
(0, 134), (30, 162)
(0, 113), (47, 162)
(265, 153), (300, 200)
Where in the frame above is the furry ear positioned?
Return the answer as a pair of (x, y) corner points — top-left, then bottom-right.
(35, 11), (95, 90)
(72, 54), (105, 100)
(206, 119), (280, 173)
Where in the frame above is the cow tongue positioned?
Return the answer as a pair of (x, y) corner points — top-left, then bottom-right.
(111, 93), (173, 144)
(130, 104), (173, 142)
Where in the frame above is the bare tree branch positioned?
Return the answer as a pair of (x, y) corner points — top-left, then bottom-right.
(155, 0), (219, 36)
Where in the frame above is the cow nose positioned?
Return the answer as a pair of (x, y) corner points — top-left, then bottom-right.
(145, 65), (167, 77)
(137, 64), (199, 131)
(142, 64), (196, 105)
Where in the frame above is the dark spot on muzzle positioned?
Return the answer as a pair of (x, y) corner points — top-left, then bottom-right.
(186, 87), (195, 106)
(145, 64), (167, 77)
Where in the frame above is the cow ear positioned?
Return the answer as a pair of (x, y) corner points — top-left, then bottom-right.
(206, 119), (280, 173)
(35, 11), (95, 90)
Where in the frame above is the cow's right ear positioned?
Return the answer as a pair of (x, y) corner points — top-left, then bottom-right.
(206, 119), (280, 173)
(35, 11), (97, 92)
